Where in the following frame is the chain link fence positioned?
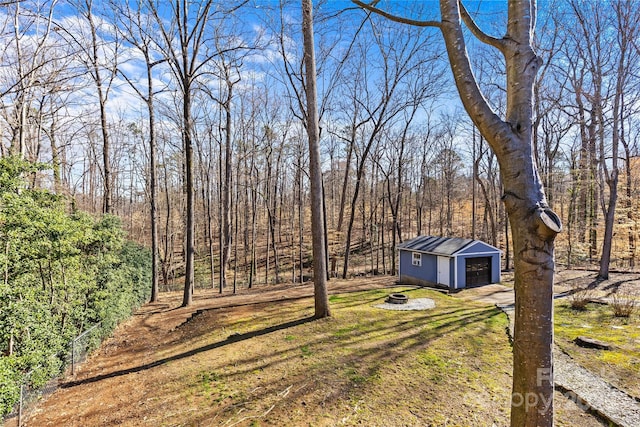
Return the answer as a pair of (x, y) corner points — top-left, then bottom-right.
(68, 322), (104, 375)
(2, 322), (104, 427)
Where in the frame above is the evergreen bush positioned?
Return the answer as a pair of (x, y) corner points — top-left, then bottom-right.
(0, 157), (151, 416)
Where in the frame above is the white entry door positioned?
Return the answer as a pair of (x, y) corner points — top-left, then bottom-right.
(437, 256), (450, 286)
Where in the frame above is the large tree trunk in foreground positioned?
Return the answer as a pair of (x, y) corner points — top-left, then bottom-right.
(440, 2), (561, 424)
(354, 0), (561, 424)
(302, 0), (330, 318)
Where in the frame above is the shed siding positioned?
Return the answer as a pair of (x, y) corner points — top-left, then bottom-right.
(491, 255), (500, 283)
(398, 250), (437, 285)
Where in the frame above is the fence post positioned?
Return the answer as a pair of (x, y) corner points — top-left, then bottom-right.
(4, 323), (105, 426)
(71, 337), (75, 376)
(18, 382), (23, 427)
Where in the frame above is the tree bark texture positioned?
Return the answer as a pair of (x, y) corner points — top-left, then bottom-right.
(148, 68), (159, 303)
(437, 1), (561, 424)
(302, 0), (330, 319)
(182, 87), (195, 307)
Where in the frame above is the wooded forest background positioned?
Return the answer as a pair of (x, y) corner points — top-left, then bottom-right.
(2, 0), (639, 294)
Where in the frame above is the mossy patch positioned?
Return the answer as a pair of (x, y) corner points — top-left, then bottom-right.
(555, 301), (640, 397)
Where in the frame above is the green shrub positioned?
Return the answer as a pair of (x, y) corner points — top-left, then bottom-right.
(0, 357), (20, 416)
(0, 157), (151, 416)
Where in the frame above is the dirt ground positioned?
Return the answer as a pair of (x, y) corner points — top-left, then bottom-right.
(15, 277), (397, 427)
(10, 270), (636, 426)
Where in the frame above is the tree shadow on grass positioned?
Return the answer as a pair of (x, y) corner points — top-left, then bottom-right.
(168, 304), (510, 426)
(203, 305), (505, 386)
(61, 316), (317, 389)
(62, 298), (501, 390)
(53, 292), (512, 427)
(602, 278), (638, 295)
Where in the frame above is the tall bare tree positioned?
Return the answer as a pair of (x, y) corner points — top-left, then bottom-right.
(148, 0), (246, 306)
(114, 0), (166, 302)
(203, 53), (241, 293)
(355, 1), (561, 424)
(64, 0), (120, 214)
(594, 0), (639, 278)
(302, 0), (330, 318)
(336, 16), (441, 279)
(558, 0), (640, 277)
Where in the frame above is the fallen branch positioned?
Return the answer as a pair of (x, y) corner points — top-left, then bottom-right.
(277, 384), (293, 398)
(225, 404), (275, 427)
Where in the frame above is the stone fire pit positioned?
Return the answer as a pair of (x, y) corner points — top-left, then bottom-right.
(386, 293), (409, 304)
(375, 293), (436, 311)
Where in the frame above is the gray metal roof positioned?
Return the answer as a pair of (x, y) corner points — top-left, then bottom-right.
(397, 235), (476, 256)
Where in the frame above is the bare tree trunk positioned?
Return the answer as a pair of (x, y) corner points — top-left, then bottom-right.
(269, 146), (282, 284)
(148, 84), (159, 302)
(147, 0), (243, 305)
(81, 0), (116, 214)
(206, 152), (216, 289)
(302, 0), (330, 318)
(296, 147), (304, 283)
(182, 87), (195, 306)
(160, 159), (174, 291)
(624, 143), (636, 268)
(441, 3), (559, 423)
(233, 163), (240, 293)
(114, 3), (163, 301)
(249, 151), (258, 289)
(472, 126), (477, 240)
(477, 172), (497, 246)
(597, 87), (619, 279)
(596, 0), (637, 278)
(220, 87), (233, 292)
(331, 132), (354, 276)
(342, 167), (363, 279)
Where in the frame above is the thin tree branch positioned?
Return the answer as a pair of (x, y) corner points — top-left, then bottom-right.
(352, 0), (441, 28)
(458, 0), (506, 51)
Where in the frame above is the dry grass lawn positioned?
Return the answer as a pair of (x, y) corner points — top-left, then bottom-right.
(17, 276), (603, 426)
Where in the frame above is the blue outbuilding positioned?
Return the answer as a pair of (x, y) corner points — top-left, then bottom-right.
(397, 236), (501, 290)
